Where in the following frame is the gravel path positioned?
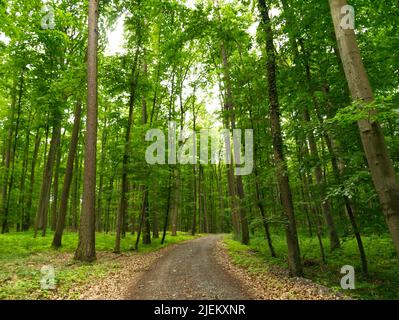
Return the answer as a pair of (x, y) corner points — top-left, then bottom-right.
(69, 234), (344, 300)
(127, 235), (252, 300)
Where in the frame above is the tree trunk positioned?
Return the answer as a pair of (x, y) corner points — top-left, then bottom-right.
(1, 77), (20, 234)
(114, 51), (139, 253)
(220, 40), (249, 244)
(34, 116), (62, 238)
(97, 111), (108, 233)
(50, 137), (62, 231)
(258, 0), (302, 276)
(18, 120), (32, 232)
(329, 0), (399, 260)
(75, 0), (98, 262)
(23, 131), (41, 231)
(52, 101), (82, 248)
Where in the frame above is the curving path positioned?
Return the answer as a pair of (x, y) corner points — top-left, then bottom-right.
(127, 235), (252, 300)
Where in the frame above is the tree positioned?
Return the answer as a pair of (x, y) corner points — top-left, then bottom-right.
(258, 0), (303, 277)
(329, 0), (399, 259)
(75, 0), (98, 262)
(52, 100), (82, 248)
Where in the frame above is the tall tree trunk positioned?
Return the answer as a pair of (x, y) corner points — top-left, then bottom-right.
(18, 119), (32, 231)
(50, 138), (62, 231)
(75, 0), (98, 262)
(114, 51), (139, 253)
(220, 41), (249, 244)
(1, 77), (20, 234)
(34, 115), (62, 238)
(52, 101), (82, 248)
(23, 131), (41, 231)
(258, 0), (302, 276)
(97, 110), (108, 233)
(141, 60), (151, 245)
(329, 0), (399, 260)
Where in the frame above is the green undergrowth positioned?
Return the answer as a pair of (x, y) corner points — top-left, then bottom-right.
(224, 233), (399, 300)
(0, 230), (201, 300)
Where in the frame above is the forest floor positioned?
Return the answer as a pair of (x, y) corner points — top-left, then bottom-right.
(1, 232), (396, 300)
(126, 235), (342, 300)
(0, 231), (201, 299)
(224, 233), (399, 300)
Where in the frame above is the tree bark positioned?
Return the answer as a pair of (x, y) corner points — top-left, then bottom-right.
(258, 0), (303, 276)
(329, 0), (399, 259)
(75, 0), (98, 262)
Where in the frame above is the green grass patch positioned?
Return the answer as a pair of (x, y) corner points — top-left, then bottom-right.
(0, 230), (200, 300)
(224, 233), (399, 300)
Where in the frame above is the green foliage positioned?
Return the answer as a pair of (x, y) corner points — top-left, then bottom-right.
(1, 0), (399, 300)
(0, 231), (198, 299)
(225, 233), (399, 300)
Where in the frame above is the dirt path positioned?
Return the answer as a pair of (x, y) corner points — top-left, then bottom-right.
(127, 235), (252, 300)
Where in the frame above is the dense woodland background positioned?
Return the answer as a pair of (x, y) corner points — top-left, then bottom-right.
(1, 0), (399, 299)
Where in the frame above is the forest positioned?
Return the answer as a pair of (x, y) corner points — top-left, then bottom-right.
(0, 0), (399, 301)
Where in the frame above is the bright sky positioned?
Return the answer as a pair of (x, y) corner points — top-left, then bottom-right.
(105, 14), (126, 56)
(0, 32), (10, 45)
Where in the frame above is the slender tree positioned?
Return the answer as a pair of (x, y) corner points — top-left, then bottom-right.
(258, 0), (303, 276)
(53, 101), (82, 248)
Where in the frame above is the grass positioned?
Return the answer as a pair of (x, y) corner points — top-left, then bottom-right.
(224, 233), (399, 300)
(0, 230), (200, 300)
